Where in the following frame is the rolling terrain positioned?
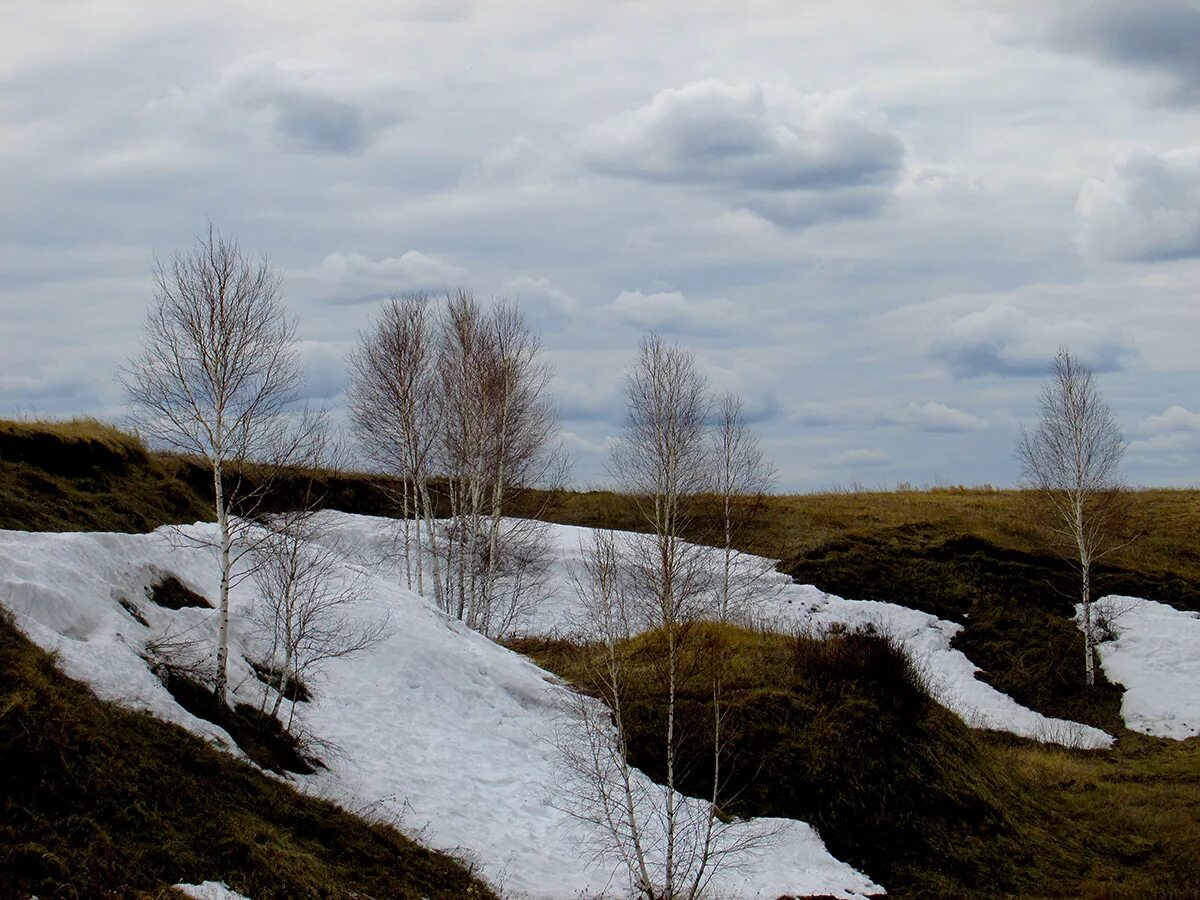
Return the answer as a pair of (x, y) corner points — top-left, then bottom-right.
(2, 418), (1199, 898)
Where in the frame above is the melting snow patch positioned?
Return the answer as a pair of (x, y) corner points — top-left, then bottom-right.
(174, 883), (250, 900)
(1085, 595), (1200, 740)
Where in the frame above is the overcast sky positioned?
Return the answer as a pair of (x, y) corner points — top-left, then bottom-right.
(3, 0), (1200, 489)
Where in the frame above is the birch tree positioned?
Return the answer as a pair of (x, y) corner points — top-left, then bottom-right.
(122, 226), (305, 705)
(710, 392), (777, 622)
(346, 292), (443, 604)
(349, 289), (562, 636)
(250, 504), (389, 731)
(557, 529), (774, 899)
(1017, 347), (1127, 687)
(476, 300), (563, 635)
(607, 334), (720, 896)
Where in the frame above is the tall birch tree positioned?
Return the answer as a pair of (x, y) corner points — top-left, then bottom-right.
(1017, 347), (1127, 687)
(346, 292), (443, 604)
(710, 392), (777, 622)
(122, 226), (304, 704)
(349, 289), (562, 636)
(608, 334), (716, 896)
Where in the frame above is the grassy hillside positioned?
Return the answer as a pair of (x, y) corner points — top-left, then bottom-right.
(513, 625), (1200, 899)
(0, 418), (396, 533)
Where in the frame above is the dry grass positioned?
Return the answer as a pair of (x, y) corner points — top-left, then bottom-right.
(525, 486), (1200, 585)
(0, 415), (147, 449)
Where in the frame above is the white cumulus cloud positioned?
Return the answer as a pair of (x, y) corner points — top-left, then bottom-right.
(1077, 146), (1200, 261)
(1142, 404), (1200, 434)
(584, 81), (904, 228)
(292, 250), (469, 304)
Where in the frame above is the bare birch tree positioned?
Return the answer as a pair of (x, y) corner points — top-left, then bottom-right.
(1017, 347), (1127, 687)
(476, 300), (564, 635)
(121, 225), (306, 704)
(349, 288), (563, 637)
(557, 531), (770, 898)
(346, 292), (443, 605)
(604, 334), (728, 896)
(710, 392), (777, 622)
(250, 504), (389, 731)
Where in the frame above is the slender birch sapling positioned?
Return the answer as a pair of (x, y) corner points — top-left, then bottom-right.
(1016, 347), (1128, 687)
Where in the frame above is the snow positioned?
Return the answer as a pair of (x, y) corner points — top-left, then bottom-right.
(0, 519), (881, 899)
(174, 882), (250, 900)
(1084, 595), (1200, 740)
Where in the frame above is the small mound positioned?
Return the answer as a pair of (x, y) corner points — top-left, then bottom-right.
(146, 575), (212, 610)
(248, 659), (312, 703)
(158, 668), (316, 775)
(520, 623), (1029, 897)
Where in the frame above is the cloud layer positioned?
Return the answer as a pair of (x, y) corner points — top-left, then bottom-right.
(2, 2), (1200, 489)
(1049, 1), (1200, 104)
(585, 81), (905, 227)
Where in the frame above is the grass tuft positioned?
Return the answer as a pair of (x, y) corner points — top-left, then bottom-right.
(146, 574), (213, 610)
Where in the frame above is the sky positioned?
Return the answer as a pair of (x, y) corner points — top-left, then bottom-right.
(3, 0), (1200, 490)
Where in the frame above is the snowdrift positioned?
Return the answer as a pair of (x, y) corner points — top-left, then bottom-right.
(1085, 596), (1200, 740)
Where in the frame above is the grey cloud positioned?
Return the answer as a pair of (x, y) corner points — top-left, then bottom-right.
(1076, 146), (1200, 261)
(502, 275), (579, 332)
(554, 377), (619, 423)
(1050, 1), (1200, 104)
(1142, 405), (1200, 434)
(0, 373), (89, 403)
(607, 288), (748, 339)
(792, 400), (983, 432)
(269, 92), (378, 154)
(795, 403), (849, 428)
(294, 340), (350, 400)
(230, 63), (402, 156)
(931, 302), (1131, 378)
(836, 448), (891, 468)
(290, 251), (470, 305)
(583, 81), (904, 228)
(883, 402), (985, 433)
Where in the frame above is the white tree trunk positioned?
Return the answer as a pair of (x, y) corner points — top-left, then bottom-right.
(214, 460), (232, 705)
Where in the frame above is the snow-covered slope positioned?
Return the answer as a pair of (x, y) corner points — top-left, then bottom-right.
(0, 521), (881, 899)
(1085, 596), (1200, 740)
